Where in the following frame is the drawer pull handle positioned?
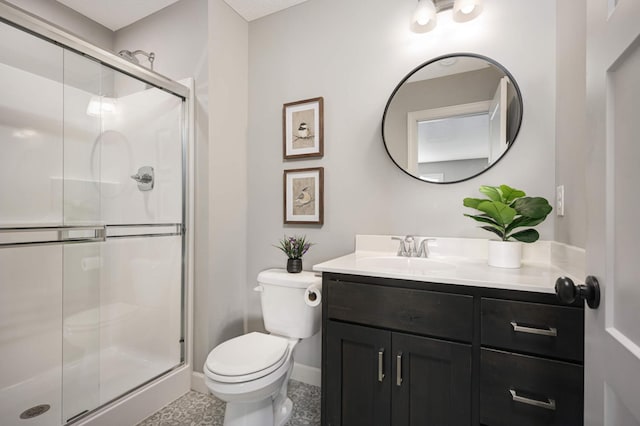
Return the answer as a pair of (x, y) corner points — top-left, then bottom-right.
(396, 352), (403, 386)
(509, 389), (556, 411)
(510, 321), (557, 337)
(378, 349), (385, 382)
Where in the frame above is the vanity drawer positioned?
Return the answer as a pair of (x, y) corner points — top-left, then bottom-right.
(481, 298), (583, 362)
(327, 280), (473, 342)
(480, 348), (583, 426)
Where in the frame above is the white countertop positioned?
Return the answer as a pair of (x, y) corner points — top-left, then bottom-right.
(312, 236), (585, 294)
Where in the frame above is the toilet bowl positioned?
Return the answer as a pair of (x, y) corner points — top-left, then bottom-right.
(203, 269), (322, 426)
(204, 332), (297, 425)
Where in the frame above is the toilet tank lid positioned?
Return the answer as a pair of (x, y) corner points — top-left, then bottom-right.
(258, 269), (321, 288)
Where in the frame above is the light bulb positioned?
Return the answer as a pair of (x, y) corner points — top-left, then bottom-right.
(453, 0), (483, 22)
(411, 0), (437, 33)
(460, 5), (475, 14)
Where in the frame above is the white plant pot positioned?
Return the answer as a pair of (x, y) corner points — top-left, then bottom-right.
(488, 240), (522, 268)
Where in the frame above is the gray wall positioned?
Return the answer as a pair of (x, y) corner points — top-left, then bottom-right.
(203, 0), (248, 374)
(5, 0), (114, 51)
(555, 0), (587, 248)
(248, 0), (557, 368)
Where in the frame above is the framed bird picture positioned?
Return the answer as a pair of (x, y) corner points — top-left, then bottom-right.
(282, 97), (324, 159)
(283, 167), (324, 225)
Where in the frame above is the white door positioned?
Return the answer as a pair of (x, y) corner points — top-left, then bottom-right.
(488, 77), (507, 163)
(584, 0), (640, 424)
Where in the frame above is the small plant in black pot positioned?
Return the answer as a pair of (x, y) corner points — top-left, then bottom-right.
(275, 235), (313, 273)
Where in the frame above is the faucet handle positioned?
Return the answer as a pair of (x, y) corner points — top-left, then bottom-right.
(391, 236), (408, 256)
(416, 238), (437, 258)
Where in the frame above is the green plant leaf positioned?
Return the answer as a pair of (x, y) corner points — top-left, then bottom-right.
(499, 185), (526, 203)
(479, 185), (502, 202)
(512, 197), (553, 219)
(476, 201), (516, 226)
(464, 213), (501, 227)
(463, 197), (486, 209)
(481, 226), (506, 240)
(505, 215), (547, 234)
(509, 228), (540, 243)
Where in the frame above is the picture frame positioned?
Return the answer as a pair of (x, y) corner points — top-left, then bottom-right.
(282, 97), (324, 159)
(283, 167), (324, 225)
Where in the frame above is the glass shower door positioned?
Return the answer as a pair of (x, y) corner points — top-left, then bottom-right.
(0, 21), (65, 426)
(0, 18), (185, 425)
(61, 50), (104, 422)
(61, 51), (184, 420)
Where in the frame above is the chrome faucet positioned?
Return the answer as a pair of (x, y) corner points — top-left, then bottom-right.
(392, 236), (435, 258)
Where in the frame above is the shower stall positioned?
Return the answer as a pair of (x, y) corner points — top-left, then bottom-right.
(0, 3), (192, 425)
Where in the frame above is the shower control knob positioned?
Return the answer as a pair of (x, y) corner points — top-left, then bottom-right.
(131, 166), (154, 191)
(131, 173), (153, 184)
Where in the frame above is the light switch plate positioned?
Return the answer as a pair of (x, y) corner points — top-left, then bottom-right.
(556, 185), (565, 216)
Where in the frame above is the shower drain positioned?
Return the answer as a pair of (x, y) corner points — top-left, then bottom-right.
(19, 404), (50, 419)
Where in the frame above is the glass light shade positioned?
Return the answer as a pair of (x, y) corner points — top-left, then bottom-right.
(411, 0), (437, 33)
(453, 0), (483, 22)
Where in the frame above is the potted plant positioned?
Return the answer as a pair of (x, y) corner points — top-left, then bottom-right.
(275, 235), (313, 273)
(463, 184), (552, 268)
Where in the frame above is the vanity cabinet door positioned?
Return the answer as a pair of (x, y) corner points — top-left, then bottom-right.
(325, 320), (391, 426)
(392, 332), (472, 426)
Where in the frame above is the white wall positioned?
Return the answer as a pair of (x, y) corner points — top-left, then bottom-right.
(247, 0), (557, 368)
(555, 0), (587, 248)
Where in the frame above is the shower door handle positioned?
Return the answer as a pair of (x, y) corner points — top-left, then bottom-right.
(0, 225), (106, 248)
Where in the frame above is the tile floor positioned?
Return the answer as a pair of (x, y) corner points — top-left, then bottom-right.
(136, 380), (320, 426)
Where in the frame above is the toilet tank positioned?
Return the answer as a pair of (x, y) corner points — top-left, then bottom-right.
(256, 269), (322, 339)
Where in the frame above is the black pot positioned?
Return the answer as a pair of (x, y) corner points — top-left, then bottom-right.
(287, 258), (303, 273)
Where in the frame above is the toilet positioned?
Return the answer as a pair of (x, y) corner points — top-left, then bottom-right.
(203, 269), (322, 426)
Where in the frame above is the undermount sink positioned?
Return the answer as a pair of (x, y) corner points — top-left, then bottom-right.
(355, 256), (456, 273)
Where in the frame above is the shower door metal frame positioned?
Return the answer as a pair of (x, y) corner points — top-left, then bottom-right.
(0, 1), (193, 424)
(0, 1), (188, 99)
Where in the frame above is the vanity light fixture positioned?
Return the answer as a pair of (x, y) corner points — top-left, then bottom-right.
(411, 0), (483, 33)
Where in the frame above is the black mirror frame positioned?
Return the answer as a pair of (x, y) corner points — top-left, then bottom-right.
(381, 52), (524, 184)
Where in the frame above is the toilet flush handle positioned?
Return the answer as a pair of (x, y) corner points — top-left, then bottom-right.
(253, 285), (264, 292)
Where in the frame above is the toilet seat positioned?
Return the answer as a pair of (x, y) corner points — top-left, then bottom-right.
(205, 332), (290, 384)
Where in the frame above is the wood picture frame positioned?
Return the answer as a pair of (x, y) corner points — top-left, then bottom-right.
(283, 167), (324, 225)
(282, 97), (324, 159)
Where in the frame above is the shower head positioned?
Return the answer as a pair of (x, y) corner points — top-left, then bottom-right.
(118, 49), (140, 64)
(118, 49), (155, 70)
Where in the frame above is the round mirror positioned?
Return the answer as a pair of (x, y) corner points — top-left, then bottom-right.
(382, 53), (523, 184)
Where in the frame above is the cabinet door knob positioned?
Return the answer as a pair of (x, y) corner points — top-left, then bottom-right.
(396, 352), (403, 387)
(555, 276), (600, 309)
(378, 349), (385, 382)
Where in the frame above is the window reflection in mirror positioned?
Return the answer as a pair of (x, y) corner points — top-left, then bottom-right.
(382, 54), (523, 183)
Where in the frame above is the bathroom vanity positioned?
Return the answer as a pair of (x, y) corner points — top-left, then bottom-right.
(314, 236), (585, 426)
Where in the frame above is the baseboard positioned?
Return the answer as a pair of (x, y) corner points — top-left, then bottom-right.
(77, 365), (191, 426)
(191, 371), (209, 394)
(291, 362), (321, 387)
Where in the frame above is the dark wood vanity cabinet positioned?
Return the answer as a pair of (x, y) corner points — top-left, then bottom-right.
(321, 273), (584, 426)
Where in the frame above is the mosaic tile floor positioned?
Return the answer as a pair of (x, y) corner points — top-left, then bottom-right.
(136, 380), (320, 426)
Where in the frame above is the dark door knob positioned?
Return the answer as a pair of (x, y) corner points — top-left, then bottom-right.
(555, 276), (600, 309)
